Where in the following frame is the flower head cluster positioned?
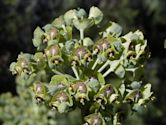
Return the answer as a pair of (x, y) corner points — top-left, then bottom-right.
(10, 7), (153, 125)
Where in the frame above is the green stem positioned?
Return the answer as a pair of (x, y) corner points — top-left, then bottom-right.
(72, 66), (80, 80)
(92, 58), (100, 70)
(80, 29), (84, 40)
(113, 113), (122, 125)
(62, 24), (67, 32)
(113, 113), (118, 125)
(103, 60), (120, 77)
(98, 60), (110, 72)
(103, 67), (113, 77)
(52, 69), (64, 75)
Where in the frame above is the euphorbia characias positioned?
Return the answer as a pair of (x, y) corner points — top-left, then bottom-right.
(10, 6), (154, 125)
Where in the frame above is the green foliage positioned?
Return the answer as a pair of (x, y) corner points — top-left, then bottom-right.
(143, 0), (166, 24)
(8, 7), (154, 125)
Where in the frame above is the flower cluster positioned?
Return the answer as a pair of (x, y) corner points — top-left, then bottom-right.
(10, 7), (153, 125)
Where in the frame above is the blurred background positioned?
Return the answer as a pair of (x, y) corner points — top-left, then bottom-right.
(0, 0), (165, 125)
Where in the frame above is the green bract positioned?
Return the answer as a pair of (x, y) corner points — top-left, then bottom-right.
(89, 6), (104, 24)
(10, 6), (153, 125)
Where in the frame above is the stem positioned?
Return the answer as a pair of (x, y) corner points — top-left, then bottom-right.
(103, 67), (113, 77)
(52, 69), (64, 75)
(113, 113), (118, 125)
(92, 58), (100, 70)
(113, 113), (123, 125)
(80, 29), (84, 40)
(62, 24), (67, 32)
(98, 60), (110, 72)
(72, 66), (80, 80)
(103, 60), (120, 77)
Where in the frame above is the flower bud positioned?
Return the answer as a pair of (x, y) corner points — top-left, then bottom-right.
(49, 28), (58, 40)
(50, 56), (63, 65)
(106, 48), (115, 59)
(72, 46), (90, 66)
(45, 45), (60, 57)
(18, 58), (28, 70)
(84, 53), (93, 63)
(124, 90), (142, 103)
(50, 91), (72, 113)
(71, 81), (87, 93)
(126, 51), (136, 64)
(33, 83), (47, 103)
(93, 39), (110, 55)
(33, 52), (46, 69)
(95, 84), (115, 105)
(84, 113), (105, 125)
(14, 53), (32, 74)
(70, 81), (89, 104)
(48, 56), (63, 69)
(75, 47), (87, 59)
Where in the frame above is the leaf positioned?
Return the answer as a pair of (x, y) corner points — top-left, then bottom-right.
(130, 81), (141, 89)
(124, 90), (138, 102)
(43, 24), (52, 33)
(97, 54), (107, 63)
(33, 52), (46, 69)
(64, 9), (77, 25)
(119, 84), (125, 97)
(113, 41), (123, 52)
(134, 30), (144, 40)
(109, 94), (118, 103)
(132, 103), (142, 112)
(64, 40), (75, 53)
(83, 37), (94, 47)
(89, 6), (103, 24)
(123, 32), (139, 42)
(66, 26), (73, 40)
(76, 8), (87, 18)
(97, 72), (105, 85)
(87, 77), (100, 93)
(115, 65), (125, 78)
(52, 16), (65, 28)
(47, 39), (59, 47)
(104, 22), (122, 37)
(73, 18), (93, 30)
(50, 75), (68, 85)
(32, 27), (44, 48)
(9, 62), (17, 75)
(57, 103), (68, 113)
(89, 102), (101, 112)
(47, 84), (66, 95)
(138, 83), (153, 105)
(136, 40), (147, 59)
